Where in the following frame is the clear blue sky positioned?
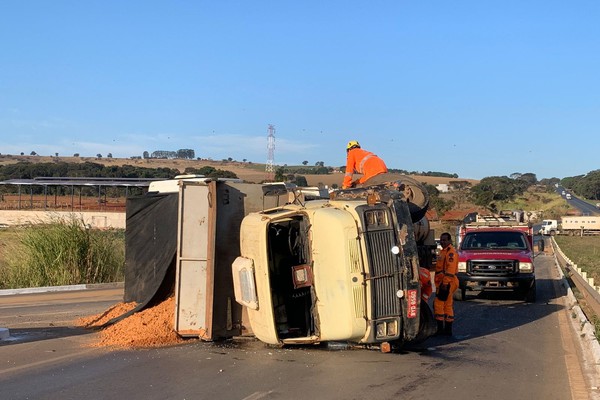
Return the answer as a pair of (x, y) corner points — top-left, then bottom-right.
(1, 1), (599, 180)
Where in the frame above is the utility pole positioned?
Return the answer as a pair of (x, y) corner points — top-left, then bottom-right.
(265, 124), (275, 181)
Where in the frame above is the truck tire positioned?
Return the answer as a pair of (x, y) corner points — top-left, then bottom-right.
(396, 176), (429, 223)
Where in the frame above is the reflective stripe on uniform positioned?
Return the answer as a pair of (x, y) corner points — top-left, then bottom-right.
(358, 153), (374, 174)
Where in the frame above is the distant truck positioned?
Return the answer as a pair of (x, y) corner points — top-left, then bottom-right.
(539, 219), (559, 236)
(456, 214), (536, 302)
(232, 180), (437, 349)
(566, 193), (572, 200)
(560, 216), (600, 236)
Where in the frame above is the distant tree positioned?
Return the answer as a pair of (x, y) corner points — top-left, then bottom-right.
(315, 161), (325, 167)
(96, 153), (103, 159)
(20, 152), (24, 156)
(228, 157), (233, 162)
(470, 176), (523, 211)
(293, 175), (308, 186)
(243, 159), (247, 163)
(274, 166), (287, 182)
(30, 151), (37, 156)
(73, 153), (80, 157)
(302, 160), (308, 166)
(55, 152), (59, 157)
(143, 151), (150, 159)
(176, 149), (195, 159)
(107, 153), (113, 158)
(424, 184), (455, 216)
(151, 150), (177, 159)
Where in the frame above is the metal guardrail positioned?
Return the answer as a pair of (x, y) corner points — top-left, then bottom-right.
(551, 237), (600, 318)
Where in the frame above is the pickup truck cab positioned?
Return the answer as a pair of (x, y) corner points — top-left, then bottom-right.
(456, 217), (536, 302)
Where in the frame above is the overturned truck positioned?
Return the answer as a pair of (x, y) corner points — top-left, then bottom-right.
(123, 177), (436, 350)
(232, 180), (436, 348)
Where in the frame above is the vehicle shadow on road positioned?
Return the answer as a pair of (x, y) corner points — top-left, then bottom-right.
(408, 276), (567, 352)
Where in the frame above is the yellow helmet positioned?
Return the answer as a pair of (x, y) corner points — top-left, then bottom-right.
(346, 140), (360, 151)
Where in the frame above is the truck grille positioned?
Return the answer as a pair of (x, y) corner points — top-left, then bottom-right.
(364, 230), (401, 318)
(468, 260), (518, 276)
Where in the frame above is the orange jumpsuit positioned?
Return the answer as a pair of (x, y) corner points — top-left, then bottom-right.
(433, 243), (459, 322)
(419, 267), (433, 302)
(342, 148), (388, 189)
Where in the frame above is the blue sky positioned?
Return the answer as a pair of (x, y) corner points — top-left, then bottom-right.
(1, 1), (599, 180)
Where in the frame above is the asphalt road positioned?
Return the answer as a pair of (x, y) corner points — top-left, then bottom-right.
(557, 185), (599, 216)
(0, 254), (595, 400)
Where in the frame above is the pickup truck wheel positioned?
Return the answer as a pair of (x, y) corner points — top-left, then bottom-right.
(525, 284), (536, 303)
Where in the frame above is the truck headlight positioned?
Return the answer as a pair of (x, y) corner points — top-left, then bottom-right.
(375, 320), (398, 338)
(519, 262), (533, 273)
(458, 261), (467, 272)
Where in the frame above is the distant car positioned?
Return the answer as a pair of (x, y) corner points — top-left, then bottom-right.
(561, 191), (566, 195)
(566, 193), (572, 200)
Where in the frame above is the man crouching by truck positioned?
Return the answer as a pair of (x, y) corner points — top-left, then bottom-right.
(434, 232), (459, 336)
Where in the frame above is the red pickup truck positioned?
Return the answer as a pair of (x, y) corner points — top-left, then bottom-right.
(456, 215), (536, 302)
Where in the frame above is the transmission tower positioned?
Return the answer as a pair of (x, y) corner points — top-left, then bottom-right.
(265, 124), (275, 181)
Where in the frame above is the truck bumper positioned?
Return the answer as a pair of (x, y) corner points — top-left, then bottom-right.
(458, 273), (535, 292)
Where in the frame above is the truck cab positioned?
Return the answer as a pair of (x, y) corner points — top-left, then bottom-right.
(539, 219), (558, 236)
(231, 183), (436, 348)
(456, 215), (536, 302)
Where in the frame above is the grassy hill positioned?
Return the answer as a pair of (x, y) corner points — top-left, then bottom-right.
(0, 154), (478, 188)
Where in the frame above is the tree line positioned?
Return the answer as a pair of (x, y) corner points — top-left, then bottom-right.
(561, 170), (600, 200)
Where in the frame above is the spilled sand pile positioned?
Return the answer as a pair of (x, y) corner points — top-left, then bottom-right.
(76, 296), (191, 349)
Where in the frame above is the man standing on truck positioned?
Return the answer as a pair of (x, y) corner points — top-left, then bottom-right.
(434, 232), (459, 336)
(342, 140), (388, 189)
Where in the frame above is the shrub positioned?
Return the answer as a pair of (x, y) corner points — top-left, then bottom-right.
(0, 217), (124, 289)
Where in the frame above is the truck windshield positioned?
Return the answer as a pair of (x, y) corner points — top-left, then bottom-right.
(461, 231), (528, 250)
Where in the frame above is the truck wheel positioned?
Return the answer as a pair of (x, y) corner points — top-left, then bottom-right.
(525, 284), (536, 303)
(396, 177), (429, 223)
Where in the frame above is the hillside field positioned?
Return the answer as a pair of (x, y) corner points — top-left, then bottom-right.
(0, 154), (478, 188)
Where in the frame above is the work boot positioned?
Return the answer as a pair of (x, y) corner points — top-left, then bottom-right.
(444, 321), (453, 336)
(435, 320), (444, 336)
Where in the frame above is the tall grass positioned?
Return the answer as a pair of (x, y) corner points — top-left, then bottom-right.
(0, 217), (124, 289)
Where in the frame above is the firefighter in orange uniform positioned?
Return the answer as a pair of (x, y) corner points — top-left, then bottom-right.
(342, 141), (388, 189)
(434, 232), (459, 336)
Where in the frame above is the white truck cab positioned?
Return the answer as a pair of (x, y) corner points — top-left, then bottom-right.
(539, 219), (558, 236)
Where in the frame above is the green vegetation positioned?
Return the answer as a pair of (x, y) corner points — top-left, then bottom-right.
(555, 236), (600, 284)
(555, 235), (600, 340)
(0, 219), (125, 289)
(562, 170), (600, 200)
(498, 187), (574, 219)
